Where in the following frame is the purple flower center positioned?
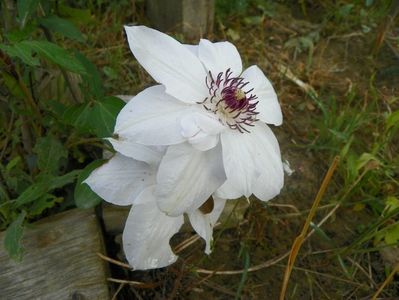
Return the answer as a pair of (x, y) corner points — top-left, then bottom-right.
(199, 69), (259, 133)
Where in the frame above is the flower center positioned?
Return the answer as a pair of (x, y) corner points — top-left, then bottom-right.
(199, 69), (259, 133)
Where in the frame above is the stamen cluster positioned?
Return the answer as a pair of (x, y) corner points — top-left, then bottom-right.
(200, 69), (259, 133)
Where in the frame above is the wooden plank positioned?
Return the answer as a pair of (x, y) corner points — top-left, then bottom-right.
(146, 0), (214, 39)
(0, 209), (110, 300)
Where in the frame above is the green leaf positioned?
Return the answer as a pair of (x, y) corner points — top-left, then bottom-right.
(5, 25), (36, 43)
(19, 40), (86, 74)
(386, 196), (399, 215)
(39, 15), (85, 42)
(4, 211), (26, 261)
(90, 97), (125, 137)
(29, 194), (63, 216)
(58, 4), (92, 25)
(33, 136), (68, 174)
(14, 170), (80, 207)
(385, 223), (399, 245)
(63, 102), (93, 133)
(386, 110), (399, 131)
(63, 97), (124, 138)
(1, 72), (25, 98)
(74, 160), (105, 209)
(17, 0), (39, 28)
(0, 43), (39, 66)
(6, 156), (22, 172)
(75, 52), (104, 98)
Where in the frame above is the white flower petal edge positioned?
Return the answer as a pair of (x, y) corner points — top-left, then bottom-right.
(180, 112), (225, 151)
(155, 143), (226, 217)
(123, 186), (184, 270)
(188, 196), (226, 254)
(115, 85), (192, 146)
(124, 26), (208, 103)
(198, 39), (242, 77)
(241, 65), (283, 126)
(107, 137), (164, 165)
(217, 122), (284, 200)
(84, 153), (156, 206)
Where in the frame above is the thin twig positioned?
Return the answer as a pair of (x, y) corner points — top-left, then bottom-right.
(371, 264), (399, 300)
(107, 277), (159, 288)
(111, 283), (125, 300)
(97, 252), (131, 269)
(196, 252), (289, 275)
(279, 156), (339, 300)
(174, 234), (201, 254)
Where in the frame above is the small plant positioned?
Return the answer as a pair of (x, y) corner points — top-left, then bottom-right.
(0, 0), (123, 260)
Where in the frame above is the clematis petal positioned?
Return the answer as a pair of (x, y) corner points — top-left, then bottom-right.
(198, 39), (242, 77)
(188, 196), (226, 254)
(180, 112), (224, 151)
(124, 26), (207, 103)
(184, 44), (198, 57)
(155, 143), (226, 217)
(215, 178), (242, 200)
(115, 85), (191, 145)
(107, 137), (164, 165)
(188, 132), (220, 151)
(84, 154), (156, 206)
(123, 186), (184, 270)
(242, 65), (282, 126)
(219, 122), (284, 200)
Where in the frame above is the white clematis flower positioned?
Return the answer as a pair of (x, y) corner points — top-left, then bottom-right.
(85, 25), (286, 270)
(85, 151), (226, 270)
(115, 26), (284, 215)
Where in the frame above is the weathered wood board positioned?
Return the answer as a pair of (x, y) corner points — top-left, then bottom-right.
(146, 0), (214, 39)
(0, 209), (110, 300)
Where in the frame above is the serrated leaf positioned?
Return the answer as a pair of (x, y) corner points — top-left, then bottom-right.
(90, 97), (124, 137)
(14, 170), (80, 207)
(33, 136), (68, 174)
(62, 102), (93, 133)
(74, 160), (105, 208)
(19, 40), (86, 74)
(4, 211), (26, 261)
(17, 0), (39, 28)
(63, 97), (124, 138)
(39, 15), (85, 42)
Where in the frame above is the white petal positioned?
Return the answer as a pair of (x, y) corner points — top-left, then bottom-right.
(189, 132), (220, 151)
(123, 186), (184, 270)
(115, 85), (190, 145)
(184, 44), (198, 57)
(84, 154), (156, 206)
(188, 196), (226, 254)
(242, 65), (282, 126)
(198, 39), (242, 77)
(220, 122), (284, 200)
(107, 138), (164, 165)
(215, 179), (242, 200)
(155, 143), (226, 216)
(180, 112), (224, 151)
(124, 26), (207, 103)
